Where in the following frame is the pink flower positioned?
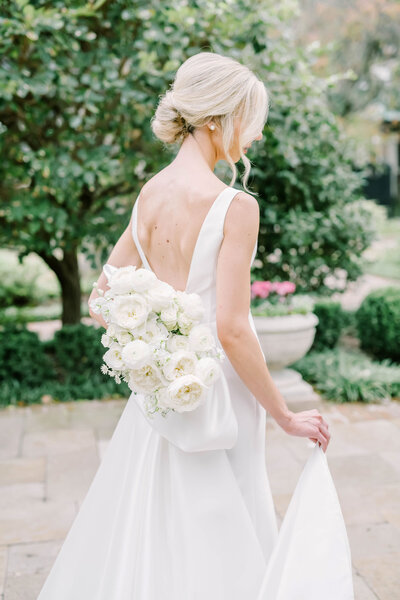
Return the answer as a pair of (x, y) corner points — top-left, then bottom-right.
(251, 281), (272, 299)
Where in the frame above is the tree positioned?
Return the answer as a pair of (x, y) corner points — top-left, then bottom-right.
(0, 0), (375, 324)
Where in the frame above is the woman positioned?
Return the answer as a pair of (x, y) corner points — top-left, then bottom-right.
(37, 51), (353, 599)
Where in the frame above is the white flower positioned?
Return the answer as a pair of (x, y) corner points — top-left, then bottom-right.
(110, 294), (150, 330)
(176, 291), (205, 321)
(177, 311), (195, 335)
(166, 333), (190, 353)
(188, 324), (216, 353)
(127, 362), (165, 393)
(90, 296), (109, 315)
(101, 333), (112, 348)
(195, 357), (221, 385)
(142, 316), (169, 345)
(116, 329), (133, 345)
(104, 264), (137, 294)
(130, 268), (159, 292)
(100, 364), (109, 375)
(160, 305), (178, 330)
(121, 339), (152, 369)
(164, 374), (207, 413)
(146, 280), (177, 311)
(162, 349), (198, 381)
(103, 343), (125, 370)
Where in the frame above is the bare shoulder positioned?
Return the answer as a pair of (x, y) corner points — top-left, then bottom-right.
(224, 191), (259, 236)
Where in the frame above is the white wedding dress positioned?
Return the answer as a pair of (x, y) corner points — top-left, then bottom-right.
(37, 186), (354, 599)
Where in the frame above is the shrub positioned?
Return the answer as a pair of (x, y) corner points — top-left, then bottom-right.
(292, 347), (400, 403)
(0, 324), (55, 388)
(355, 287), (400, 361)
(310, 299), (348, 351)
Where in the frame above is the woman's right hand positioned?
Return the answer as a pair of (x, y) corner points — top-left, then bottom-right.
(280, 409), (331, 453)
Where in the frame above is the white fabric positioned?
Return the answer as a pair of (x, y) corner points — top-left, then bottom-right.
(37, 186), (354, 599)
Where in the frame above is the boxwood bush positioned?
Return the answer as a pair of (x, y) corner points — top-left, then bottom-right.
(355, 286), (400, 362)
(310, 299), (348, 351)
(0, 323), (129, 407)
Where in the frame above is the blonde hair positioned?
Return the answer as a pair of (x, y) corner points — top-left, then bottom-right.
(151, 52), (270, 193)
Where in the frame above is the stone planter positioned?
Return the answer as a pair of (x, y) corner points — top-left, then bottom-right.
(252, 311), (320, 410)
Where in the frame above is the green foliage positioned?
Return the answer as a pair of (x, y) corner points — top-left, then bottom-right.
(0, 0), (376, 315)
(310, 299), (347, 351)
(0, 322), (129, 407)
(0, 323), (55, 387)
(355, 286), (400, 361)
(292, 347), (400, 403)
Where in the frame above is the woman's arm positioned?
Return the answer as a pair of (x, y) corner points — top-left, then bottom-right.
(88, 214), (142, 329)
(215, 193), (330, 450)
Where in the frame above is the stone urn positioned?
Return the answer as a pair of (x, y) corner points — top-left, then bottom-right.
(252, 311), (320, 410)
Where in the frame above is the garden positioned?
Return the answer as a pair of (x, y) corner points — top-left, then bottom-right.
(1, 0), (399, 409)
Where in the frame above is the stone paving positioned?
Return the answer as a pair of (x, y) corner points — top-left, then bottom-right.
(0, 394), (399, 599)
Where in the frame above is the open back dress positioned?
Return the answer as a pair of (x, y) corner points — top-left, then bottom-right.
(37, 186), (354, 600)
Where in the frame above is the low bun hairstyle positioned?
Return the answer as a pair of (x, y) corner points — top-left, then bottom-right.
(151, 51), (270, 193)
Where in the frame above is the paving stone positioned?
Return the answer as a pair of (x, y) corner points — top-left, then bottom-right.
(3, 572), (46, 600)
(353, 567), (379, 600)
(0, 414), (24, 460)
(347, 522), (400, 562)
(6, 539), (63, 576)
(353, 553), (400, 600)
(46, 446), (99, 503)
(22, 428), (97, 458)
(0, 458), (45, 486)
(0, 546), (7, 598)
(0, 501), (76, 545)
(328, 453), (399, 490)
(0, 483), (44, 512)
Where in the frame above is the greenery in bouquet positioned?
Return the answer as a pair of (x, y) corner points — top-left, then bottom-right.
(250, 280), (315, 317)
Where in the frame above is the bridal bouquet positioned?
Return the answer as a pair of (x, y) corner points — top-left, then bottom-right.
(90, 264), (225, 418)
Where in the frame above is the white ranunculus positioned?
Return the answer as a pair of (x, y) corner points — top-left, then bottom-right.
(162, 349), (198, 381)
(195, 357), (221, 385)
(103, 343), (125, 370)
(121, 339), (152, 369)
(166, 333), (190, 353)
(176, 291), (205, 321)
(188, 324), (216, 353)
(146, 281), (177, 312)
(127, 362), (165, 394)
(104, 264), (137, 295)
(160, 305), (178, 330)
(164, 374), (207, 412)
(110, 294), (150, 330)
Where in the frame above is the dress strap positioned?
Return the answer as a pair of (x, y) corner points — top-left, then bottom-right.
(131, 194), (152, 270)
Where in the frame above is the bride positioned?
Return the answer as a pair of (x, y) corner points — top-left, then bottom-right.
(37, 51), (354, 599)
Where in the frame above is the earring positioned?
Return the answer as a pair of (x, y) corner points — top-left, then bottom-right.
(209, 124), (215, 131)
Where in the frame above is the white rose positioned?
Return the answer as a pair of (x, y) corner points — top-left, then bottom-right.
(162, 349), (198, 381)
(195, 357), (221, 385)
(127, 362), (165, 393)
(146, 281), (177, 311)
(106, 265), (138, 295)
(103, 343), (125, 370)
(165, 374), (207, 413)
(166, 333), (190, 353)
(176, 291), (205, 321)
(121, 339), (152, 369)
(110, 294), (150, 330)
(188, 324), (216, 353)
